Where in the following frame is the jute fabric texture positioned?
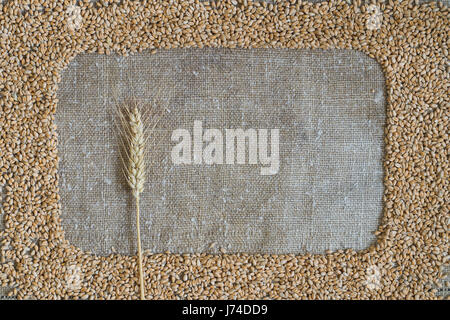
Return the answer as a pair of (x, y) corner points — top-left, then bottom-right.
(56, 48), (385, 255)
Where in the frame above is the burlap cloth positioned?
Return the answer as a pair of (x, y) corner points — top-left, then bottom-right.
(54, 48), (386, 256)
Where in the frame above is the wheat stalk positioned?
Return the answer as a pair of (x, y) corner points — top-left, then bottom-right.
(116, 101), (150, 300)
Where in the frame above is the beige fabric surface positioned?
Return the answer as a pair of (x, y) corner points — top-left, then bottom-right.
(56, 48), (385, 256)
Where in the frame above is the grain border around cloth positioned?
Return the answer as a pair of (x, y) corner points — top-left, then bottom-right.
(0, 0), (448, 299)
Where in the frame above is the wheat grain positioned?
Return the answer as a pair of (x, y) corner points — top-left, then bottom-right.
(0, 0), (447, 300)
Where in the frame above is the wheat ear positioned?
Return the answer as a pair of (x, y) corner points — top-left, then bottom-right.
(118, 102), (146, 300)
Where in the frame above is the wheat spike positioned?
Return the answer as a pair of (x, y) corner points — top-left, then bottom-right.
(126, 106), (146, 198)
(118, 101), (147, 300)
(116, 97), (165, 300)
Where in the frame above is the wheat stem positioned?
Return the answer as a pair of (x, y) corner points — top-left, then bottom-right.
(136, 195), (145, 300)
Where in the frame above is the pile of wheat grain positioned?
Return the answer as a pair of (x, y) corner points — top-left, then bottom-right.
(0, 0), (448, 299)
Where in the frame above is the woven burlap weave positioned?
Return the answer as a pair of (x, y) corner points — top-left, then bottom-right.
(54, 48), (386, 256)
